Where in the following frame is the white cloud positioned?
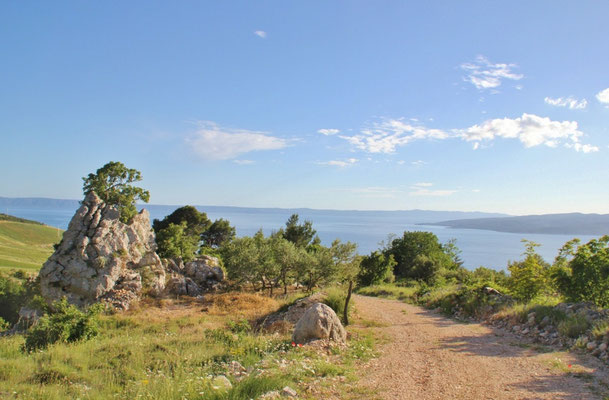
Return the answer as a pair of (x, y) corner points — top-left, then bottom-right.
(254, 30), (267, 38)
(544, 96), (588, 110)
(411, 160), (427, 167)
(457, 113), (597, 152)
(567, 143), (599, 153)
(338, 114), (597, 154)
(318, 128), (340, 136)
(233, 159), (255, 165)
(317, 158), (358, 167)
(597, 88), (609, 105)
(461, 55), (523, 90)
(413, 182), (433, 187)
(339, 119), (447, 154)
(186, 121), (287, 160)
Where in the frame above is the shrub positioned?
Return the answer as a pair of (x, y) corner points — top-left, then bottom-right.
(507, 241), (549, 302)
(357, 251), (396, 286)
(23, 298), (103, 352)
(227, 318), (251, 334)
(0, 316), (9, 332)
(554, 236), (609, 307)
(0, 275), (26, 325)
(557, 315), (591, 338)
(322, 286), (352, 324)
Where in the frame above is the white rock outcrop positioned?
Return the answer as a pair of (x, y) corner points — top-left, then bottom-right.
(39, 192), (165, 310)
(292, 302), (347, 345)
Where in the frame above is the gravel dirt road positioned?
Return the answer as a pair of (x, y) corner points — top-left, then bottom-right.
(354, 294), (609, 400)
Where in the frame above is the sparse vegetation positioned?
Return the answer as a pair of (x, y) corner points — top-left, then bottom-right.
(0, 292), (376, 399)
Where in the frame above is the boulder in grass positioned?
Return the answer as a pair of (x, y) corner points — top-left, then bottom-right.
(292, 302), (347, 345)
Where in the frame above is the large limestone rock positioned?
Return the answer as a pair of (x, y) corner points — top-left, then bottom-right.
(164, 256), (225, 296)
(292, 302), (347, 345)
(39, 192), (165, 310)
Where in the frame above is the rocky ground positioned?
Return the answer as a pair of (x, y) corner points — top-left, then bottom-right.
(354, 294), (609, 400)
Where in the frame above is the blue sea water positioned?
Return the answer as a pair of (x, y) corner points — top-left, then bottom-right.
(3, 204), (597, 271)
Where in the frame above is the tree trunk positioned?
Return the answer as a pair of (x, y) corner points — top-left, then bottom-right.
(344, 280), (353, 326)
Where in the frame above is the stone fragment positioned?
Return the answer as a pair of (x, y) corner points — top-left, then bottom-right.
(281, 386), (298, 397)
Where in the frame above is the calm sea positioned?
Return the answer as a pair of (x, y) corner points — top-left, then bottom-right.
(3, 204), (597, 271)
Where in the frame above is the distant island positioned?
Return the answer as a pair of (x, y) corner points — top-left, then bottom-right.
(424, 213), (609, 235)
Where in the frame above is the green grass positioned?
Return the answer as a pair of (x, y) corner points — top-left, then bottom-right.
(356, 283), (417, 301)
(0, 220), (62, 271)
(0, 293), (376, 400)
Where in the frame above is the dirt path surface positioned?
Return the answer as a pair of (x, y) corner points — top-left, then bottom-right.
(354, 295), (609, 400)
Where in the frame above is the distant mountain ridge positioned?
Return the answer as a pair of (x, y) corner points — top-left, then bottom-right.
(0, 196), (507, 223)
(425, 213), (609, 235)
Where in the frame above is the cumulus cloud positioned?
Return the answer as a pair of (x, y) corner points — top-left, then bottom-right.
(597, 88), (609, 105)
(544, 96), (588, 110)
(461, 55), (523, 90)
(317, 158), (358, 167)
(254, 30), (267, 38)
(410, 183), (456, 197)
(318, 128), (340, 136)
(457, 113), (598, 152)
(411, 160), (427, 167)
(233, 159), (255, 165)
(339, 119), (447, 154)
(186, 121), (287, 160)
(338, 114), (597, 153)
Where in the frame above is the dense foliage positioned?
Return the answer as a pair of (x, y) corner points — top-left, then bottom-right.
(280, 214), (319, 248)
(357, 251), (396, 286)
(383, 231), (461, 283)
(553, 235), (609, 307)
(153, 206), (236, 260)
(82, 161), (150, 223)
(507, 240), (550, 302)
(0, 271), (42, 325)
(23, 298), (102, 352)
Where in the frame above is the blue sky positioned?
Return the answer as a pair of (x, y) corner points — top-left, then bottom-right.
(1, 1), (608, 215)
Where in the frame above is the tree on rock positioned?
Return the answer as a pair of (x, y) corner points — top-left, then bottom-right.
(82, 161), (150, 223)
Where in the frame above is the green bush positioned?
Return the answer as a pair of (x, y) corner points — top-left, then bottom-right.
(23, 298), (103, 352)
(322, 286), (352, 323)
(0, 275), (26, 325)
(0, 316), (9, 332)
(227, 318), (251, 334)
(557, 315), (591, 338)
(554, 236), (609, 307)
(357, 251), (396, 286)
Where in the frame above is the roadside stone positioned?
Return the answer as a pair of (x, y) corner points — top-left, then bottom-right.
(292, 303), (347, 345)
(281, 386), (297, 397)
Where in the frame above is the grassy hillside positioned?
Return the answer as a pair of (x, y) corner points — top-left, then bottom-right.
(0, 216), (62, 271)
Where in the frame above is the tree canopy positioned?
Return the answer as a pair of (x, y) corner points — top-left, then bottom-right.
(82, 161), (150, 224)
(282, 214), (318, 248)
(384, 231), (456, 282)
